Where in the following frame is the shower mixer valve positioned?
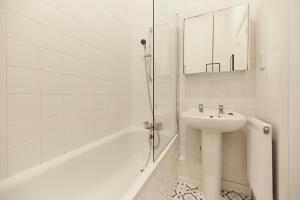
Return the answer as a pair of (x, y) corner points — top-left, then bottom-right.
(218, 105), (224, 115)
(143, 121), (162, 131)
(144, 121), (152, 130)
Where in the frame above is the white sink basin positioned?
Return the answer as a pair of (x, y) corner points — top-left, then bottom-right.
(181, 109), (247, 132)
(181, 109), (247, 200)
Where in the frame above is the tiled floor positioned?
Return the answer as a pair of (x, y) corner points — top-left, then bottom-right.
(170, 180), (254, 200)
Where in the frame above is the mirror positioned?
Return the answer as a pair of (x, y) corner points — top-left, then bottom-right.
(183, 4), (249, 74)
(184, 13), (214, 73)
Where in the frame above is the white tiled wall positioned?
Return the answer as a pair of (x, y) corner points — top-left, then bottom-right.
(130, 0), (153, 125)
(0, 0), (131, 180)
(289, 1), (300, 199)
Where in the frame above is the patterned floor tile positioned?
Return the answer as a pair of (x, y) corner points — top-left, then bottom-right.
(170, 181), (204, 200)
(221, 190), (254, 200)
(170, 180), (254, 200)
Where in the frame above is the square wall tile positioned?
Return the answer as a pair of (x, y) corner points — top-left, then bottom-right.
(41, 95), (64, 117)
(7, 142), (40, 176)
(0, 8), (5, 67)
(0, 7), (5, 36)
(6, 10), (38, 44)
(96, 125), (110, 139)
(80, 111), (97, 128)
(7, 66), (40, 93)
(40, 48), (63, 73)
(63, 76), (81, 94)
(41, 115), (65, 139)
(0, 37), (5, 65)
(78, 95), (95, 111)
(0, 94), (6, 122)
(95, 95), (110, 110)
(7, 38), (39, 69)
(8, 118), (40, 149)
(0, 150), (7, 180)
(39, 25), (63, 52)
(65, 132), (83, 152)
(64, 113), (82, 132)
(80, 78), (94, 94)
(62, 35), (83, 58)
(82, 127), (98, 145)
(0, 0), (6, 7)
(63, 54), (83, 76)
(0, 65), (6, 93)
(41, 72), (65, 94)
(63, 95), (84, 113)
(63, 16), (85, 40)
(7, 94), (40, 121)
(6, 0), (39, 20)
(41, 136), (64, 162)
(39, 1), (64, 31)
(0, 122), (7, 151)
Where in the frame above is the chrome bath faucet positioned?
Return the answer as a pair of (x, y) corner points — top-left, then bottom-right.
(218, 105), (224, 114)
(199, 104), (204, 113)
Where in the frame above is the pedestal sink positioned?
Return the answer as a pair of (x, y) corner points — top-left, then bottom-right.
(181, 109), (247, 200)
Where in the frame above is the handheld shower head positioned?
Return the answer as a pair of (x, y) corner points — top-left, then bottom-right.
(141, 39), (147, 49)
(141, 38), (151, 58)
(141, 39), (147, 51)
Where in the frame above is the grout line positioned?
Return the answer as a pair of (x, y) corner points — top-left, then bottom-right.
(38, 1), (42, 165)
(5, 109), (110, 123)
(7, 139), (41, 151)
(4, 2), (8, 178)
(6, 92), (113, 95)
(61, 3), (67, 156)
(6, 123), (105, 152)
(6, 63), (113, 81)
(6, 35), (116, 70)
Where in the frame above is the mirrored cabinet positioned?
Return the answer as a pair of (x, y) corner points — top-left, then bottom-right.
(183, 4), (249, 74)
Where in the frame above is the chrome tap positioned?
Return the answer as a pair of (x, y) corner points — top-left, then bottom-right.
(218, 105), (224, 115)
(199, 104), (204, 113)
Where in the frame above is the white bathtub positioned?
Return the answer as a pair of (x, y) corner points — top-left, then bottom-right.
(0, 127), (178, 200)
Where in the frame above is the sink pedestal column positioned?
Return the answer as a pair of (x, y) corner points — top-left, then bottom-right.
(202, 130), (222, 200)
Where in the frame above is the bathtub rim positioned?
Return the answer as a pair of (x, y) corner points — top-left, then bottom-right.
(120, 133), (178, 200)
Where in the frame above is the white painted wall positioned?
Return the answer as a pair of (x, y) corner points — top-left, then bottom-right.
(176, 0), (256, 186)
(0, 0), (132, 179)
(289, 0), (300, 199)
(251, 0), (290, 199)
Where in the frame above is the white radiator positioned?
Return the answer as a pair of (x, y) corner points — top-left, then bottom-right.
(245, 117), (273, 200)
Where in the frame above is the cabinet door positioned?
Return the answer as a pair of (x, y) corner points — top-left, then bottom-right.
(184, 14), (213, 74)
(214, 5), (249, 72)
